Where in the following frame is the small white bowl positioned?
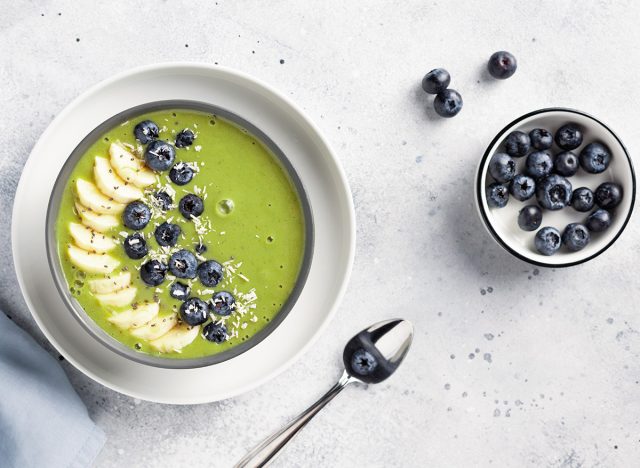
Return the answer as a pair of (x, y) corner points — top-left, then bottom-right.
(475, 108), (636, 268)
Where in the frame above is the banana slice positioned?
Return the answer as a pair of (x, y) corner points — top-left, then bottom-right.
(75, 179), (125, 214)
(88, 272), (131, 294)
(109, 143), (156, 188)
(130, 314), (178, 341)
(94, 286), (137, 307)
(74, 202), (119, 233)
(150, 323), (200, 353)
(67, 244), (119, 274)
(108, 302), (160, 330)
(68, 222), (116, 253)
(94, 156), (143, 203)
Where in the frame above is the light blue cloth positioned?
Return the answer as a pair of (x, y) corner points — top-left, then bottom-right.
(0, 312), (105, 468)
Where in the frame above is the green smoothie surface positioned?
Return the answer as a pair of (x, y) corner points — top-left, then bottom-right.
(55, 108), (306, 359)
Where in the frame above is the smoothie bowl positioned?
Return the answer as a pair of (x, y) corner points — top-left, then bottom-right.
(47, 100), (313, 368)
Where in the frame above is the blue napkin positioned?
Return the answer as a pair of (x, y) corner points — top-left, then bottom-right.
(0, 312), (105, 468)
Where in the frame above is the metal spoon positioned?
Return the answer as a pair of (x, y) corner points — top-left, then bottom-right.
(235, 318), (414, 468)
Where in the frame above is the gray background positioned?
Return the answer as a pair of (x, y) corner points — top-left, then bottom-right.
(2, 1), (639, 466)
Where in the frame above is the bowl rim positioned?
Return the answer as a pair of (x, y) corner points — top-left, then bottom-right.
(45, 99), (315, 369)
(475, 107), (636, 268)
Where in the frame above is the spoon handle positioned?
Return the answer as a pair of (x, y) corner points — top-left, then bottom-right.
(235, 371), (355, 468)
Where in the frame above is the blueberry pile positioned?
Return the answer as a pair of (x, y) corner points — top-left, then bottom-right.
(485, 123), (623, 256)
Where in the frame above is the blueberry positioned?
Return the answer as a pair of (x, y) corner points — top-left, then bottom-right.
(133, 120), (159, 144)
(518, 205), (542, 231)
(209, 291), (235, 316)
(197, 260), (224, 287)
(486, 183), (509, 208)
(179, 194), (204, 219)
(595, 182), (623, 209)
(350, 348), (378, 376)
(487, 51), (517, 79)
(202, 321), (228, 343)
(144, 140), (176, 171)
(555, 124), (583, 150)
(571, 187), (595, 212)
(488, 153), (516, 183)
(579, 142), (611, 174)
(175, 129), (195, 148)
(562, 223), (590, 252)
(509, 174), (535, 201)
(140, 260), (167, 286)
(536, 174), (572, 210)
(179, 297), (209, 326)
(153, 191), (173, 211)
(421, 68), (450, 94)
(168, 249), (198, 279)
(586, 209), (612, 232)
(554, 152), (578, 177)
(195, 243), (207, 254)
(504, 131), (530, 157)
(169, 162), (194, 186)
(123, 233), (148, 259)
(529, 128), (553, 150)
(154, 222), (181, 247)
(123, 201), (151, 230)
(433, 89), (463, 118)
(169, 282), (190, 301)
(534, 227), (562, 256)
(525, 150), (553, 179)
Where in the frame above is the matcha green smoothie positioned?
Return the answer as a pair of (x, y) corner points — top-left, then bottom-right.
(55, 108), (306, 359)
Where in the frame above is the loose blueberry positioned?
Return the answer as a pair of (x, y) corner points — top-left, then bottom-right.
(433, 89), (463, 118)
(169, 282), (190, 301)
(169, 162), (194, 186)
(488, 153), (516, 183)
(536, 174), (572, 210)
(154, 222), (181, 247)
(421, 68), (451, 94)
(350, 348), (378, 376)
(571, 187), (595, 212)
(504, 131), (530, 158)
(144, 140), (176, 171)
(555, 124), (583, 150)
(123, 201), (151, 230)
(586, 209), (612, 232)
(595, 182), (623, 209)
(168, 249), (198, 279)
(197, 260), (224, 287)
(529, 128), (553, 150)
(562, 223), (591, 252)
(554, 151), (579, 177)
(509, 174), (535, 201)
(195, 243), (207, 254)
(140, 260), (167, 286)
(202, 321), (228, 343)
(178, 194), (204, 219)
(518, 205), (542, 231)
(153, 191), (173, 211)
(179, 297), (209, 326)
(209, 291), (235, 316)
(534, 227), (562, 256)
(525, 150), (553, 179)
(123, 233), (148, 259)
(486, 183), (509, 208)
(579, 142), (611, 174)
(175, 129), (195, 148)
(133, 120), (159, 144)
(487, 51), (517, 79)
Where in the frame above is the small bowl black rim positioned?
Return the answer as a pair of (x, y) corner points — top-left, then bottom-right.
(476, 107), (636, 268)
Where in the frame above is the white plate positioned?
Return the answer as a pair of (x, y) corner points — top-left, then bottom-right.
(12, 63), (355, 404)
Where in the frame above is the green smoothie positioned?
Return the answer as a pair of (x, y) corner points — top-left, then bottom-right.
(55, 108), (306, 359)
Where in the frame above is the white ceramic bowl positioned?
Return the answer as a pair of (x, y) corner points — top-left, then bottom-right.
(475, 108), (635, 268)
(12, 63), (355, 403)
